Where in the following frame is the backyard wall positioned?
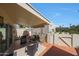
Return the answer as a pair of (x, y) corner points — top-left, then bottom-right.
(47, 33), (79, 48)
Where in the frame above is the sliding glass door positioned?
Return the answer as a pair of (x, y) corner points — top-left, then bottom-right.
(0, 24), (13, 55)
(0, 24), (7, 54)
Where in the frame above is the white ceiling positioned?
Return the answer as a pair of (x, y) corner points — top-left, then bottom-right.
(0, 3), (49, 27)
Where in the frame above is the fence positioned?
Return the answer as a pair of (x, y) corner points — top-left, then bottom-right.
(47, 33), (79, 48)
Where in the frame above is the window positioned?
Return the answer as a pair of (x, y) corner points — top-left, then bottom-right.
(0, 24), (13, 55)
(0, 25), (7, 53)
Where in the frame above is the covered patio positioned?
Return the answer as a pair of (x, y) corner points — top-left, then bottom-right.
(0, 3), (79, 56)
(0, 3), (53, 56)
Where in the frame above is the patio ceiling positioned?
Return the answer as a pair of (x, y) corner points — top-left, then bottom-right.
(0, 3), (50, 28)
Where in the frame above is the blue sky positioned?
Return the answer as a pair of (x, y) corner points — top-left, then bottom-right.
(31, 3), (79, 27)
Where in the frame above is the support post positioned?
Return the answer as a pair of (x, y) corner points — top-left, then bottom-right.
(53, 33), (55, 45)
(71, 34), (73, 47)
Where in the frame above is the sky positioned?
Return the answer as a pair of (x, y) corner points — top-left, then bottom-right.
(31, 3), (79, 27)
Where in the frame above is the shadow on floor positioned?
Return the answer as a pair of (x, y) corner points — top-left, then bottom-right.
(75, 48), (79, 56)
